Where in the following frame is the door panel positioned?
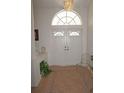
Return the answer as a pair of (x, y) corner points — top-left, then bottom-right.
(50, 28), (82, 66)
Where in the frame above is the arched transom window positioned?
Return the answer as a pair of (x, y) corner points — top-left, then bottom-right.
(52, 10), (82, 25)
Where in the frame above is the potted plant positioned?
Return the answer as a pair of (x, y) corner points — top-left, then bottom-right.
(40, 60), (52, 77)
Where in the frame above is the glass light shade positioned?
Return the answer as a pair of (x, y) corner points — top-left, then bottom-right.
(64, 0), (73, 11)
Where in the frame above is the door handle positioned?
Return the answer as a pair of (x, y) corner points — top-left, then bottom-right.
(67, 46), (69, 51)
(64, 46), (66, 50)
(64, 46), (69, 51)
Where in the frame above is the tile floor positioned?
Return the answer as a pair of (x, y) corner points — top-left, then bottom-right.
(32, 65), (93, 93)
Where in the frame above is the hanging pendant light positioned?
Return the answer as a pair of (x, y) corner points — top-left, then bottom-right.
(64, 0), (73, 11)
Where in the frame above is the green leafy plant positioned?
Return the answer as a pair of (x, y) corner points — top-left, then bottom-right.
(40, 60), (52, 77)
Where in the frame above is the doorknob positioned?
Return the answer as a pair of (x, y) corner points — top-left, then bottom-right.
(64, 46), (67, 50)
(67, 46), (69, 51)
(64, 46), (69, 51)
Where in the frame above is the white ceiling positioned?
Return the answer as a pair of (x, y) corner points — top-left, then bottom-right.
(33, 0), (89, 9)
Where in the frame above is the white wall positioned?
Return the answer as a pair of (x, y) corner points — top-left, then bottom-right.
(33, 4), (89, 65)
(87, 0), (93, 55)
(31, 2), (41, 87)
(87, 0), (93, 67)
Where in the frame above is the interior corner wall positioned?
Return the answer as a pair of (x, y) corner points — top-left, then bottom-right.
(31, 2), (41, 87)
(87, 0), (93, 55)
(86, 0), (93, 66)
(34, 8), (60, 65)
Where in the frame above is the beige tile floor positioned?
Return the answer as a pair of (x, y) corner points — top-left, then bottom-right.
(32, 65), (93, 93)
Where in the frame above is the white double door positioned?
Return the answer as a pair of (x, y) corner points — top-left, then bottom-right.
(50, 27), (82, 66)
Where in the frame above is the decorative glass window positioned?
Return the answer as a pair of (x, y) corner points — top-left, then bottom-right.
(69, 31), (80, 36)
(52, 10), (82, 25)
(53, 32), (64, 36)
